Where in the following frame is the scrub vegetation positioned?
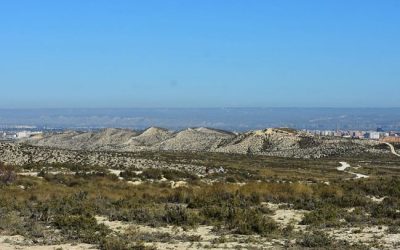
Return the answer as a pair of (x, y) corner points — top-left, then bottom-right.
(1, 149), (400, 249)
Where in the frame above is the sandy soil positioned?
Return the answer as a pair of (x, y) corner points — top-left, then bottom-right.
(328, 226), (400, 249)
(0, 235), (94, 250)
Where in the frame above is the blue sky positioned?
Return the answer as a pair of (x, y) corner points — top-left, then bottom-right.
(0, 0), (399, 108)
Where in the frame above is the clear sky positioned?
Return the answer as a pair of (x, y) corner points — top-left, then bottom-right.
(0, 0), (399, 108)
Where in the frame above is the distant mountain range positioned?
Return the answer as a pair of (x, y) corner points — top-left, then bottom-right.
(1, 108), (400, 131)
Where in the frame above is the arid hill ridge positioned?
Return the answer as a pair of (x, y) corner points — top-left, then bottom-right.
(19, 127), (385, 158)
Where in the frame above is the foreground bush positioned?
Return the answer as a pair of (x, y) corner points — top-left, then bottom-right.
(201, 205), (278, 235)
(301, 205), (343, 227)
(100, 236), (157, 250)
(162, 204), (200, 226)
(0, 211), (25, 235)
(232, 208), (278, 235)
(299, 231), (332, 247)
(0, 162), (16, 185)
(54, 214), (110, 244)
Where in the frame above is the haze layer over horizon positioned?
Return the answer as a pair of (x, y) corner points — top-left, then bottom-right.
(1, 108), (400, 131)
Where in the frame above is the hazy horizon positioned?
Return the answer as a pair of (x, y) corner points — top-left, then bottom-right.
(1, 107), (400, 131)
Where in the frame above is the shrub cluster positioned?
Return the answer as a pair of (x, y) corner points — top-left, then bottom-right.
(0, 162), (16, 185)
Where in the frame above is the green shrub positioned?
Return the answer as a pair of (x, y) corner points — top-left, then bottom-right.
(0, 211), (25, 235)
(54, 214), (110, 244)
(138, 168), (198, 181)
(140, 169), (163, 180)
(162, 169), (198, 181)
(100, 236), (157, 250)
(120, 170), (138, 179)
(225, 176), (237, 183)
(344, 207), (367, 224)
(387, 225), (400, 234)
(100, 236), (130, 250)
(25, 219), (46, 238)
(201, 204), (278, 235)
(0, 162), (16, 185)
(371, 198), (400, 219)
(299, 231), (332, 247)
(231, 208), (278, 236)
(301, 205), (343, 227)
(163, 204), (199, 226)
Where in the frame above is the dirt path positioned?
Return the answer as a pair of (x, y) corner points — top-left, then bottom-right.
(337, 162), (369, 179)
(384, 142), (400, 157)
(337, 161), (350, 171)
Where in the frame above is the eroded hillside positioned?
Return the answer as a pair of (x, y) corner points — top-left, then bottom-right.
(21, 127), (384, 159)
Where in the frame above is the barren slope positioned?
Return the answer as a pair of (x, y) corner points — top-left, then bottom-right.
(21, 127), (383, 158)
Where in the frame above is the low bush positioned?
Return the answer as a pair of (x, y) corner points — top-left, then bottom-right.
(0, 211), (25, 235)
(120, 170), (138, 179)
(232, 209), (278, 235)
(0, 162), (16, 185)
(163, 204), (199, 227)
(100, 236), (157, 250)
(54, 214), (110, 244)
(301, 205), (343, 227)
(344, 207), (367, 224)
(299, 231), (332, 247)
(370, 198), (400, 220)
(387, 225), (400, 234)
(201, 205), (278, 235)
(100, 236), (130, 250)
(138, 168), (198, 181)
(140, 169), (163, 180)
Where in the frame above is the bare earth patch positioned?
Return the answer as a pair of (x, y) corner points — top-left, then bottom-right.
(326, 226), (400, 249)
(0, 235), (94, 250)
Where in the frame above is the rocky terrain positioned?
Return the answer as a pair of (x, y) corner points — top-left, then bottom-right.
(20, 127), (384, 158)
(0, 142), (206, 174)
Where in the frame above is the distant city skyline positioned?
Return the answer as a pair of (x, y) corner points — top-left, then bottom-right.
(1, 108), (400, 131)
(1, 1), (399, 108)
